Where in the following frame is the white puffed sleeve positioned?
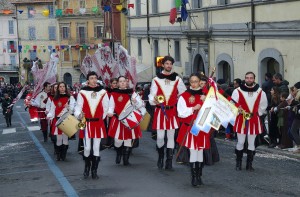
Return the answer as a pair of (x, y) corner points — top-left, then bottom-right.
(68, 96), (76, 114)
(148, 79), (158, 106)
(46, 101), (55, 120)
(177, 96), (193, 118)
(74, 93), (83, 119)
(108, 95), (115, 114)
(177, 77), (187, 96)
(102, 93), (109, 119)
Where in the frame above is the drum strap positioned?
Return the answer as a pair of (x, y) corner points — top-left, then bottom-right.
(156, 105), (175, 110)
(86, 118), (100, 122)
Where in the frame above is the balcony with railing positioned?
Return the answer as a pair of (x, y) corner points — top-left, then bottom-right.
(0, 65), (19, 72)
(65, 37), (102, 45)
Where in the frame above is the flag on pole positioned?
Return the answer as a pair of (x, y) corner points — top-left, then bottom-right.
(181, 0), (189, 21)
(32, 53), (58, 98)
(170, 0), (181, 24)
(7, 85), (28, 108)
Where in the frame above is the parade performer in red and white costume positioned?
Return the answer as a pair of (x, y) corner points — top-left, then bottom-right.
(231, 71), (267, 171)
(31, 82), (51, 142)
(24, 89), (39, 122)
(177, 73), (210, 186)
(74, 71), (109, 179)
(107, 76), (146, 166)
(47, 82), (75, 161)
(148, 56), (186, 170)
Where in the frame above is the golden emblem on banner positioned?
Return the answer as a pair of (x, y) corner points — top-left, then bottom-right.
(91, 92), (97, 99)
(189, 95), (195, 104)
(118, 95), (123, 102)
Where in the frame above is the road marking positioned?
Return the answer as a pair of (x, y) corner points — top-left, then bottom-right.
(27, 126), (41, 131)
(16, 111), (78, 197)
(16, 106), (21, 108)
(2, 128), (16, 134)
(0, 169), (49, 176)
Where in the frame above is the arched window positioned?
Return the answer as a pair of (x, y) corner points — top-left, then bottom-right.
(79, 73), (86, 84)
(193, 54), (205, 74)
(63, 72), (72, 87)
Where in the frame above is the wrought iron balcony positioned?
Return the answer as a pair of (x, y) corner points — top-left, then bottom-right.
(0, 65), (19, 72)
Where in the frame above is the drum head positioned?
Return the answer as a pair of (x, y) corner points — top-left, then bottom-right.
(55, 112), (69, 127)
(119, 105), (134, 120)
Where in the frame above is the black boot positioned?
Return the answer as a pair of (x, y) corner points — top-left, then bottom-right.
(61, 145), (68, 161)
(157, 146), (164, 169)
(91, 156), (100, 179)
(56, 145), (62, 161)
(190, 163), (197, 186)
(83, 156), (91, 179)
(246, 150), (255, 171)
(115, 146), (123, 164)
(165, 148), (173, 170)
(6, 118), (9, 127)
(9, 117), (11, 127)
(235, 149), (243, 171)
(123, 147), (132, 166)
(42, 131), (48, 142)
(196, 162), (203, 185)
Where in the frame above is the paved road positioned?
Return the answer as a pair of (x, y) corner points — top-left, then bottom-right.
(0, 100), (299, 197)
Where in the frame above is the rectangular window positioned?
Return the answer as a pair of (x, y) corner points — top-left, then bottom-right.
(7, 41), (17, 53)
(48, 26), (56, 40)
(153, 40), (159, 58)
(152, 0), (158, 14)
(61, 26), (70, 39)
(138, 39), (142, 57)
(8, 20), (14, 34)
(63, 50), (70, 61)
(136, 0), (141, 16)
(29, 26), (36, 40)
(48, 5), (54, 18)
(94, 25), (103, 38)
(62, 0), (69, 10)
(193, 0), (202, 8)
(174, 41), (180, 62)
(80, 0), (86, 8)
(218, 0), (229, 5)
(28, 6), (34, 18)
(77, 26), (86, 44)
(30, 51), (37, 60)
(10, 55), (16, 66)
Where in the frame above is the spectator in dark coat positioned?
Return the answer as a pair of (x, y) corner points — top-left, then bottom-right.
(262, 73), (274, 107)
(272, 73), (289, 94)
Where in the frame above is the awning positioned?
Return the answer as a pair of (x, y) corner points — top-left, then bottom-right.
(136, 64), (153, 82)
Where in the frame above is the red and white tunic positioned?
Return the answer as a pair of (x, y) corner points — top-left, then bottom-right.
(177, 89), (210, 150)
(231, 84), (268, 135)
(47, 95), (76, 135)
(148, 72), (186, 130)
(24, 92), (39, 121)
(74, 86), (109, 139)
(108, 89), (144, 140)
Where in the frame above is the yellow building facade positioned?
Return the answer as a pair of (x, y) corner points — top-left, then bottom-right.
(56, 0), (104, 85)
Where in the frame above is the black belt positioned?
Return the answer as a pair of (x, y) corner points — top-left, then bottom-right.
(86, 118), (100, 122)
(156, 105), (175, 110)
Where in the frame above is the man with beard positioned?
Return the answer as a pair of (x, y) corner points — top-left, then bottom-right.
(148, 56), (186, 170)
(231, 72), (268, 171)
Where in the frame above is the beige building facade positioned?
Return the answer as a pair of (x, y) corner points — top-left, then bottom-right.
(128, 0), (300, 86)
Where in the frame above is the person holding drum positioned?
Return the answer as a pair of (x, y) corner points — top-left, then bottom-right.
(176, 73), (210, 186)
(47, 82), (76, 161)
(148, 56), (186, 170)
(107, 76), (146, 166)
(74, 71), (109, 179)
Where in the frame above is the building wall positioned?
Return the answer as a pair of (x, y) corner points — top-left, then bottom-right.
(128, 0), (300, 85)
(15, 2), (58, 84)
(0, 12), (19, 83)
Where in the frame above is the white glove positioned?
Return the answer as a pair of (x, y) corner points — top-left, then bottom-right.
(285, 106), (291, 110)
(274, 107), (278, 113)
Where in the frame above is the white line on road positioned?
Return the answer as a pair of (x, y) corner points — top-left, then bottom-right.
(2, 128), (16, 134)
(27, 126), (41, 131)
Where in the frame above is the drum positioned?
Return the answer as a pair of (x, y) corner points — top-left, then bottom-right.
(140, 112), (151, 131)
(56, 113), (80, 137)
(119, 105), (143, 129)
